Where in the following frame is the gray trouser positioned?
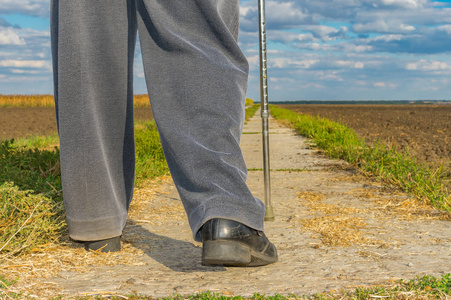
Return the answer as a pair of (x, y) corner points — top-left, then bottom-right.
(50, 0), (265, 242)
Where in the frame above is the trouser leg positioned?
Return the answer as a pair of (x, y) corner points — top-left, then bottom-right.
(136, 0), (265, 241)
(51, 0), (137, 241)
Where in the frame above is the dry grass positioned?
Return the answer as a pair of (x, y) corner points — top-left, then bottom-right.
(0, 94), (54, 107)
(0, 94), (151, 108)
(0, 177), (167, 299)
(0, 243), (146, 298)
(133, 94), (151, 107)
(297, 191), (371, 247)
(348, 187), (451, 221)
(296, 183), (451, 249)
(302, 216), (368, 247)
(373, 197), (451, 221)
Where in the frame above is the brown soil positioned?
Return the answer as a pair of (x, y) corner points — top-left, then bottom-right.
(0, 107), (154, 141)
(279, 104), (451, 173)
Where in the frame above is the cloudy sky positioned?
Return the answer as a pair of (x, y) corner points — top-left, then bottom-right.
(1, 0), (451, 101)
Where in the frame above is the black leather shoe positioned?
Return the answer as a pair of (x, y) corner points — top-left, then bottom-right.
(201, 218), (278, 267)
(83, 236), (121, 252)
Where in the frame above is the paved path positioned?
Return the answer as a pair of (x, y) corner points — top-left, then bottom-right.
(42, 111), (451, 298)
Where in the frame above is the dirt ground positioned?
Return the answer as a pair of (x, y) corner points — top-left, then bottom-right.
(279, 104), (451, 172)
(1, 111), (450, 299)
(0, 107), (154, 141)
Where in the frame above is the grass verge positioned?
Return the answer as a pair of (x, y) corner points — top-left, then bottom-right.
(245, 104), (260, 123)
(270, 106), (450, 212)
(0, 120), (168, 258)
(134, 121), (169, 186)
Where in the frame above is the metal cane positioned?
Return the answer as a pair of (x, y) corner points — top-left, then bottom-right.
(258, 0), (275, 221)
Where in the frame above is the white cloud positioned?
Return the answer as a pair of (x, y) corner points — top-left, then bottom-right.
(354, 62), (365, 69)
(0, 59), (50, 68)
(303, 25), (348, 41)
(0, 27), (26, 45)
(437, 24), (451, 34)
(270, 58), (318, 69)
(268, 30), (315, 44)
(10, 69), (40, 74)
(378, 0), (425, 8)
(405, 59), (451, 71)
(373, 81), (398, 89)
(0, 0), (50, 18)
(315, 70), (344, 82)
(335, 60), (365, 69)
(266, 1), (310, 26)
(406, 63), (417, 70)
(239, 0), (312, 32)
(1, 0), (451, 100)
(352, 20), (415, 34)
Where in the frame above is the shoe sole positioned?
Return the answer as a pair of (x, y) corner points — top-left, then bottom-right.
(84, 236), (121, 252)
(202, 240), (277, 267)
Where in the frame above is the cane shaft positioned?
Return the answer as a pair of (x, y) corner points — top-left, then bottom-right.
(258, 0), (274, 221)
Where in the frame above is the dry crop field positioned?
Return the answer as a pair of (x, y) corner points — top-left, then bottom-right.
(0, 107), (154, 140)
(279, 104), (451, 174)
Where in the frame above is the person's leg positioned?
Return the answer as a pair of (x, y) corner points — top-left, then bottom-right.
(135, 0), (266, 241)
(51, 0), (137, 242)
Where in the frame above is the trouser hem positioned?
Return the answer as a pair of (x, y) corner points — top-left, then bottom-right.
(67, 214), (127, 241)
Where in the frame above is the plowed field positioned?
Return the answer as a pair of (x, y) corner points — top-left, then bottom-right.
(279, 104), (451, 175)
(0, 107), (154, 140)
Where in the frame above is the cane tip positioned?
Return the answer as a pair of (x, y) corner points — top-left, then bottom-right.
(264, 206), (275, 222)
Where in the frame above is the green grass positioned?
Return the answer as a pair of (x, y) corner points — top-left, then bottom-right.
(270, 106), (450, 212)
(12, 133), (60, 149)
(0, 120), (169, 258)
(245, 104), (260, 123)
(0, 274), (17, 289)
(134, 121), (169, 186)
(0, 139), (62, 200)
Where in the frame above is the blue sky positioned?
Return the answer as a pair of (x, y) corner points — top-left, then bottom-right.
(1, 0), (451, 101)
